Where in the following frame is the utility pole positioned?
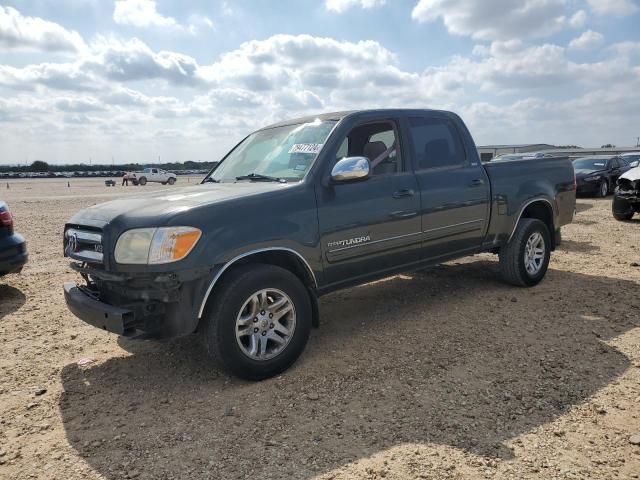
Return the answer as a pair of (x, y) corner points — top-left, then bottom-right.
(636, 137), (639, 147)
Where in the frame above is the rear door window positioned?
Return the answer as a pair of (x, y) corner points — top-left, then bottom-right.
(407, 117), (466, 170)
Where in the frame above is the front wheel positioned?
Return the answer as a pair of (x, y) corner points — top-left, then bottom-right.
(202, 264), (312, 380)
(499, 218), (551, 287)
(598, 180), (609, 197)
(168, 177), (176, 185)
(612, 195), (635, 221)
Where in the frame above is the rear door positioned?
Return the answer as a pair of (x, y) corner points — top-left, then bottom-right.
(316, 118), (422, 287)
(405, 114), (490, 259)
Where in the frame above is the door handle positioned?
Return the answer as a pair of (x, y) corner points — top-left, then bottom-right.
(469, 178), (485, 187)
(392, 189), (415, 199)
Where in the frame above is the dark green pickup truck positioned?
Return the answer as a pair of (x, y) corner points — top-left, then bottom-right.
(63, 109), (576, 379)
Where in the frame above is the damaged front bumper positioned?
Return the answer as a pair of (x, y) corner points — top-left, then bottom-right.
(63, 262), (213, 339)
(615, 189), (640, 204)
(615, 176), (640, 205)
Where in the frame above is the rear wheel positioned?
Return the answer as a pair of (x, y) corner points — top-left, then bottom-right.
(202, 264), (312, 380)
(612, 195), (635, 221)
(499, 218), (551, 287)
(138, 177), (147, 186)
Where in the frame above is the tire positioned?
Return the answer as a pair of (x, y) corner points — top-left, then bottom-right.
(612, 195), (635, 221)
(138, 177), (147, 186)
(168, 177), (176, 185)
(499, 218), (551, 287)
(598, 180), (608, 197)
(202, 264), (312, 380)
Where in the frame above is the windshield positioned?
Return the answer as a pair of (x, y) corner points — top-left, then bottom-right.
(205, 120), (336, 182)
(573, 158), (608, 169)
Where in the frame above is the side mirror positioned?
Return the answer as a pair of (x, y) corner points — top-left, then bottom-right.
(630, 160), (639, 168)
(330, 157), (371, 183)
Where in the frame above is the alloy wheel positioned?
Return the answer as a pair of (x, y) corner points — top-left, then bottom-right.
(524, 232), (545, 276)
(235, 289), (296, 361)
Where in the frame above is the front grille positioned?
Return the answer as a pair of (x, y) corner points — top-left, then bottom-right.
(65, 227), (104, 263)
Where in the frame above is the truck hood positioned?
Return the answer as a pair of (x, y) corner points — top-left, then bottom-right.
(68, 182), (294, 228)
(620, 166), (640, 182)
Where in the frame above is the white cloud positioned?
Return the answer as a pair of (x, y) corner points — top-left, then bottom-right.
(325, 0), (385, 13)
(568, 9), (588, 28)
(88, 36), (202, 85)
(0, 6), (86, 52)
(2, 31), (640, 164)
(569, 30), (605, 50)
(411, 0), (584, 40)
(586, 0), (639, 15)
(113, 0), (178, 28)
(187, 14), (214, 35)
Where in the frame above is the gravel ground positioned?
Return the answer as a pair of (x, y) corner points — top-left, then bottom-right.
(1, 178), (639, 480)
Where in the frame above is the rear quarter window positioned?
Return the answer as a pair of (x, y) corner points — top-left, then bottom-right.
(408, 117), (466, 170)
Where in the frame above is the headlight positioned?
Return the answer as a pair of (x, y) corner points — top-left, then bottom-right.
(584, 175), (601, 182)
(114, 227), (202, 264)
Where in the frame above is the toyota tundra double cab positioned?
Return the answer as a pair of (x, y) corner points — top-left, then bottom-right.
(63, 109), (576, 380)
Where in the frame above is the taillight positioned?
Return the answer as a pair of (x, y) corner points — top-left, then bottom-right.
(0, 209), (13, 232)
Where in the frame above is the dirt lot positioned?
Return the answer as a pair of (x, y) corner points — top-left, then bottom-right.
(1, 178), (639, 480)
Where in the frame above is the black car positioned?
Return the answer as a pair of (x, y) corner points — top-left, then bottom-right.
(573, 155), (631, 197)
(0, 201), (28, 276)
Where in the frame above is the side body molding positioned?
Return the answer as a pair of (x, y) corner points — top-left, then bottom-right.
(197, 247), (318, 319)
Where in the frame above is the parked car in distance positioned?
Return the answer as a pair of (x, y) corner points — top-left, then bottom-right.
(127, 168), (177, 186)
(620, 152), (640, 169)
(572, 155), (632, 197)
(612, 164), (640, 221)
(0, 201), (27, 276)
(62, 109), (576, 380)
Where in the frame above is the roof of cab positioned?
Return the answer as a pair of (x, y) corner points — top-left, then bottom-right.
(258, 108), (445, 131)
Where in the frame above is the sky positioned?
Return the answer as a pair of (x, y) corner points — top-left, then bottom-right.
(1, 0), (639, 166)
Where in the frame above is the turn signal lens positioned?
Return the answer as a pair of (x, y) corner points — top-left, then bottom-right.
(148, 227), (202, 264)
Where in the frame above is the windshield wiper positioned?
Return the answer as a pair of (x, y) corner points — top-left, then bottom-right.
(235, 173), (287, 183)
(202, 177), (220, 183)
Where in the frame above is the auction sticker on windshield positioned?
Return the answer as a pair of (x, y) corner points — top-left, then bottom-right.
(289, 143), (323, 154)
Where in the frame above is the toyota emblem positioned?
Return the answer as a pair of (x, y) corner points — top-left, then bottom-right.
(68, 232), (79, 253)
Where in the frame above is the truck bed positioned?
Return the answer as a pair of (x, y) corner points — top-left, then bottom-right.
(482, 157), (576, 248)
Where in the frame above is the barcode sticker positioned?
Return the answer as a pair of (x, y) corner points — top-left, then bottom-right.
(289, 143), (323, 154)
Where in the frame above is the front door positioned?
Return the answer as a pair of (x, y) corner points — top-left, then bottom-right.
(405, 114), (490, 260)
(317, 119), (422, 288)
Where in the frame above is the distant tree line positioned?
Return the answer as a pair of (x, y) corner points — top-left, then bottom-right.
(0, 160), (218, 173)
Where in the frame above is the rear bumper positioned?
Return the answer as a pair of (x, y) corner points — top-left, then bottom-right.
(0, 233), (28, 275)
